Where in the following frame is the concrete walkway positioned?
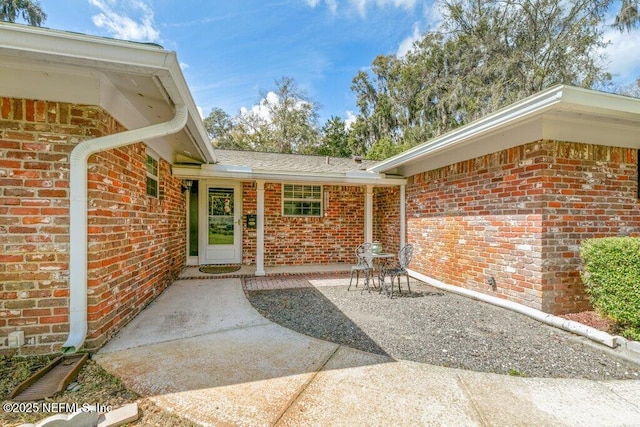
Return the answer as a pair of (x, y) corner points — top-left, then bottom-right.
(94, 278), (640, 426)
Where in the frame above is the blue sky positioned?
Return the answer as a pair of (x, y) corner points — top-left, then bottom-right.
(37, 1), (640, 124)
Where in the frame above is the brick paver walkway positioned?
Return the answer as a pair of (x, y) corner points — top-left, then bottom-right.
(242, 273), (352, 292)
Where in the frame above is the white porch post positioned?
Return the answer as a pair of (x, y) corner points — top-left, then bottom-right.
(256, 180), (266, 276)
(400, 184), (406, 248)
(365, 185), (374, 243)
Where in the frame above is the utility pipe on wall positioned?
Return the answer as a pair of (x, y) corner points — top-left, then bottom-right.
(408, 269), (620, 348)
(62, 103), (188, 353)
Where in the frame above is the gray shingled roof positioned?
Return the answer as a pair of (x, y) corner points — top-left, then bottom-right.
(214, 149), (378, 174)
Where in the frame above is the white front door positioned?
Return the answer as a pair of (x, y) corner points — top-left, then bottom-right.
(199, 181), (242, 264)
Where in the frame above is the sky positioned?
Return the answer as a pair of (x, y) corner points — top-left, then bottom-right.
(33, 1), (640, 124)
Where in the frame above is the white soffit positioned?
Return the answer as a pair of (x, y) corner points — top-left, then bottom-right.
(0, 58), (102, 106)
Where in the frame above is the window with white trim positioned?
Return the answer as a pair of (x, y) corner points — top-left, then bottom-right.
(282, 184), (322, 217)
(146, 150), (159, 198)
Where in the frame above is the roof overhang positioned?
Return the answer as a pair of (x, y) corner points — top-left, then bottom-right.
(172, 164), (407, 186)
(0, 22), (215, 164)
(370, 85), (640, 177)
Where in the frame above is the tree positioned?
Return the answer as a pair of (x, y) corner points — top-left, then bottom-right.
(203, 107), (239, 149)
(236, 77), (320, 154)
(614, 0), (639, 31)
(351, 0), (621, 160)
(0, 0), (46, 26)
(317, 116), (351, 157)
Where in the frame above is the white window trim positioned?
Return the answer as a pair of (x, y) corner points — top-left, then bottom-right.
(281, 183), (323, 217)
(146, 147), (159, 198)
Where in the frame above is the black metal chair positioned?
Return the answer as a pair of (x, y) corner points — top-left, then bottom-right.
(382, 244), (413, 298)
(348, 243), (374, 292)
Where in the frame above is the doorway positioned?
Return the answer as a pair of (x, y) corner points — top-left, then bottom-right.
(199, 181), (242, 264)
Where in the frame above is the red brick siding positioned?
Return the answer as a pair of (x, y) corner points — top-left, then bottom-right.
(86, 144), (185, 350)
(373, 186), (401, 255)
(242, 182), (257, 266)
(1, 97), (185, 354)
(538, 141), (639, 313)
(403, 140), (640, 314)
(262, 183), (364, 265)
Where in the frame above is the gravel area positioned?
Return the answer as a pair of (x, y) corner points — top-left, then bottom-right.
(246, 278), (640, 380)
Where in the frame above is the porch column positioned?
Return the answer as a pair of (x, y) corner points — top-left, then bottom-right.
(256, 180), (266, 276)
(365, 185), (373, 243)
(400, 184), (406, 248)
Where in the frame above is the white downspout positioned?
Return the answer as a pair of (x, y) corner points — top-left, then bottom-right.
(62, 103), (188, 353)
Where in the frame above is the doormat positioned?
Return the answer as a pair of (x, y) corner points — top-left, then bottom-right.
(199, 265), (242, 274)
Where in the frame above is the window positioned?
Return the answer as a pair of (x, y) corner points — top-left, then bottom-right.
(282, 184), (322, 217)
(146, 150), (159, 198)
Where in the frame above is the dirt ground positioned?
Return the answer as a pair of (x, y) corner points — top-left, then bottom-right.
(0, 355), (197, 427)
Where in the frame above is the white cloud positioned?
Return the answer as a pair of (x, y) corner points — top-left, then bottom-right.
(89, 0), (160, 42)
(179, 62), (190, 70)
(345, 110), (357, 129)
(240, 91), (279, 123)
(396, 23), (421, 57)
(600, 27), (640, 84)
(304, 0), (415, 17)
(197, 106), (204, 119)
(240, 91), (312, 126)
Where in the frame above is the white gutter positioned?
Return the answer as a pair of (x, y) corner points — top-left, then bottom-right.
(62, 103), (188, 353)
(409, 270), (619, 348)
(174, 165), (407, 186)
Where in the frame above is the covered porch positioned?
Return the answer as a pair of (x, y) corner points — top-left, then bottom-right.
(173, 149), (407, 275)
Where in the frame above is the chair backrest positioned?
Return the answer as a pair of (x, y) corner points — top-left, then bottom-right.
(398, 244), (413, 269)
(355, 243), (373, 267)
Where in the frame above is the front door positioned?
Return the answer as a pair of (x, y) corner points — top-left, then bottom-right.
(199, 181), (242, 264)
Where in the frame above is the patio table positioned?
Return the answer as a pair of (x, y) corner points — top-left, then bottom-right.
(361, 252), (396, 293)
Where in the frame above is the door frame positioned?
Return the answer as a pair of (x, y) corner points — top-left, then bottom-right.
(198, 180), (242, 265)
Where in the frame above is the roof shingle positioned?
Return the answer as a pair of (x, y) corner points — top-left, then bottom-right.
(213, 149), (378, 174)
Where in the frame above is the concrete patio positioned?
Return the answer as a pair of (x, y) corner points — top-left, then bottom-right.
(93, 276), (640, 426)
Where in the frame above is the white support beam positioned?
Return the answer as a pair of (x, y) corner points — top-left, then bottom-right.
(255, 180), (266, 276)
(400, 184), (406, 248)
(365, 185), (373, 243)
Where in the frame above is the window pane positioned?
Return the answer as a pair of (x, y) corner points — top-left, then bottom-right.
(146, 176), (157, 197)
(282, 184), (322, 217)
(146, 154), (158, 176)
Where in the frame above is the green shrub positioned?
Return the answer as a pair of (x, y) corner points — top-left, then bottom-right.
(580, 237), (640, 341)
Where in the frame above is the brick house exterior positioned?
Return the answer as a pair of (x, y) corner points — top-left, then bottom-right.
(1, 23), (216, 355)
(3, 25), (640, 356)
(371, 86), (640, 315)
(1, 99), (188, 353)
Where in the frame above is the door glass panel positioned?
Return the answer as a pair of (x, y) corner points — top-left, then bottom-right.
(208, 187), (234, 245)
(188, 181), (199, 256)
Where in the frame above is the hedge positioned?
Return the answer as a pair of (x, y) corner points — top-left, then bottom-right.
(580, 237), (640, 341)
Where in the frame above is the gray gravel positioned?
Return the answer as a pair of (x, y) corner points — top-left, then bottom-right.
(246, 280), (640, 380)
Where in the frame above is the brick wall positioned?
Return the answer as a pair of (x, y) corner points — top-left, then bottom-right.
(402, 140), (640, 314)
(262, 183), (365, 265)
(86, 143), (185, 350)
(1, 97), (185, 354)
(242, 182), (257, 266)
(373, 186), (401, 255)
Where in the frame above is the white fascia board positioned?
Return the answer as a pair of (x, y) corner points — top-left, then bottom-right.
(368, 85), (566, 174)
(174, 165), (406, 186)
(0, 22), (168, 73)
(203, 164), (253, 173)
(560, 85), (640, 117)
